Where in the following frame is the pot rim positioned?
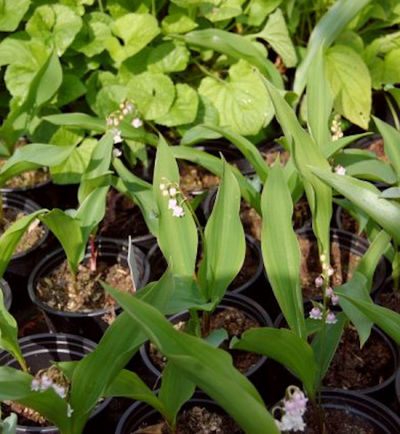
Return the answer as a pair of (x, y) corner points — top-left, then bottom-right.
(27, 237), (150, 319)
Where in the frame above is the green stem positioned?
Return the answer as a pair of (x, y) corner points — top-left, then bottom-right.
(193, 60), (226, 85)
(384, 94), (400, 131)
(0, 192), (3, 225)
(151, 0), (156, 16)
(98, 0), (104, 13)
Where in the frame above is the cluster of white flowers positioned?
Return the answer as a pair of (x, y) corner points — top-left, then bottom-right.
(274, 387), (308, 432)
(31, 373), (67, 399)
(160, 180), (185, 218)
(331, 114), (343, 141)
(106, 100), (143, 144)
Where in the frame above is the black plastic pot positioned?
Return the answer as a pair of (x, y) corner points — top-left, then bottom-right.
(146, 235), (264, 296)
(3, 193), (49, 278)
(334, 205), (367, 238)
(0, 333), (111, 434)
(140, 293), (273, 391)
(1, 278), (12, 311)
(116, 392), (239, 434)
(27, 238), (150, 342)
(273, 389), (400, 433)
(396, 368), (400, 407)
(373, 277), (400, 308)
(296, 228), (387, 296)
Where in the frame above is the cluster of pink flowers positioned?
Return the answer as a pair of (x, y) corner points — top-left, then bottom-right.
(274, 386), (308, 432)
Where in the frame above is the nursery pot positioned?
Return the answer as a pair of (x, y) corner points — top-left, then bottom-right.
(3, 193), (49, 278)
(295, 228), (387, 297)
(274, 303), (399, 402)
(146, 234), (264, 296)
(1, 278), (12, 311)
(116, 392), (240, 434)
(334, 205), (367, 238)
(140, 293), (273, 390)
(373, 277), (400, 311)
(27, 238), (150, 342)
(396, 368), (400, 407)
(0, 333), (111, 434)
(274, 389), (400, 433)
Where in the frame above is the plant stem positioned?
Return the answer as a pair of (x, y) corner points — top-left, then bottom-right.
(385, 94), (400, 131)
(0, 192), (3, 225)
(89, 233), (97, 272)
(193, 60), (226, 85)
(98, 0), (104, 13)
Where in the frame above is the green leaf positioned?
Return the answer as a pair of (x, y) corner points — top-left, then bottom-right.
(310, 166), (400, 244)
(161, 7), (198, 34)
(2, 412), (17, 434)
(246, 0), (282, 26)
(26, 4), (82, 56)
(106, 13), (160, 63)
(104, 284), (280, 434)
(153, 136), (198, 277)
(128, 72), (175, 120)
(381, 186), (400, 199)
(256, 8), (297, 67)
(0, 210), (45, 280)
(176, 29), (283, 88)
(198, 60), (274, 136)
(200, 0), (243, 22)
(335, 290), (400, 345)
(311, 313), (346, 388)
(198, 161), (245, 303)
(43, 113), (106, 131)
(373, 116), (400, 182)
(156, 84), (198, 127)
(40, 210), (83, 274)
(159, 362), (195, 427)
(231, 327), (316, 397)
(147, 42), (190, 73)
(0, 0), (31, 31)
(261, 163), (306, 339)
(293, 0), (373, 96)
(56, 74), (86, 107)
(325, 45), (371, 129)
(112, 159), (159, 237)
(322, 133), (372, 158)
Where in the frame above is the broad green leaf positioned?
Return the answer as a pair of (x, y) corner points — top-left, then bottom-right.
(263, 78), (332, 264)
(0, 143), (75, 187)
(104, 285), (280, 434)
(72, 12), (112, 57)
(325, 45), (371, 129)
(56, 74), (86, 107)
(112, 160), (159, 237)
(0, 367), (71, 433)
(311, 166), (400, 244)
(198, 60), (274, 136)
(246, 0), (282, 26)
(26, 4), (82, 56)
(198, 161), (245, 303)
(373, 116), (400, 182)
(106, 13), (160, 63)
(0, 0), (31, 31)
(176, 29), (283, 88)
(153, 136), (198, 277)
(311, 312), (346, 388)
(256, 8), (297, 67)
(261, 163), (306, 338)
(2, 413), (17, 434)
(43, 113), (106, 131)
(0, 289), (26, 372)
(147, 42), (190, 73)
(231, 327), (316, 397)
(40, 210), (83, 274)
(322, 133), (373, 158)
(0, 210), (45, 280)
(128, 72), (175, 120)
(156, 84), (198, 127)
(161, 8), (198, 34)
(335, 290), (400, 345)
(159, 362), (195, 427)
(294, 0), (373, 96)
(172, 146), (261, 214)
(199, 124), (269, 183)
(381, 187), (400, 198)
(201, 0), (243, 22)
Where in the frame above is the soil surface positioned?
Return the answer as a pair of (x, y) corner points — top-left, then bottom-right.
(299, 238), (362, 298)
(262, 148), (290, 167)
(0, 208), (45, 254)
(377, 288), (400, 314)
(150, 307), (261, 374)
(100, 188), (149, 239)
(2, 402), (50, 427)
(324, 327), (394, 390)
(36, 260), (133, 313)
(179, 162), (220, 195)
(365, 138), (387, 163)
(133, 406), (243, 434)
(340, 209), (366, 238)
(304, 406), (380, 433)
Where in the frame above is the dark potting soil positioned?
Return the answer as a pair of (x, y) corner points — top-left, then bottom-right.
(298, 238), (361, 299)
(36, 260), (133, 313)
(261, 148), (290, 167)
(365, 138), (387, 163)
(0, 208), (45, 254)
(179, 162), (220, 195)
(324, 327), (394, 390)
(100, 189), (149, 238)
(304, 407), (379, 434)
(133, 406), (243, 434)
(377, 289), (400, 314)
(340, 209), (366, 238)
(150, 307), (261, 374)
